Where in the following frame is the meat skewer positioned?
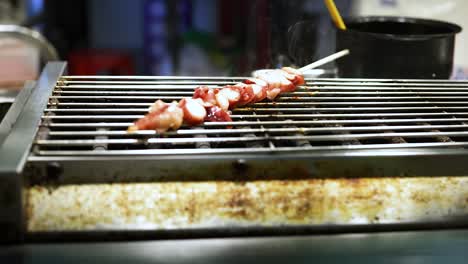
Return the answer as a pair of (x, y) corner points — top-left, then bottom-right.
(127, 67), (303, 133)
(128, 50), (349, 133)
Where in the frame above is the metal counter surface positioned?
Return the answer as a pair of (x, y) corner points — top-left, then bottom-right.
(1, 230), (468, 264)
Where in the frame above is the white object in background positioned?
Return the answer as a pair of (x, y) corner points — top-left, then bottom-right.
(179, 44), (225, 76)
(0, 38), (39, 88)
(351, 0), (468, 79)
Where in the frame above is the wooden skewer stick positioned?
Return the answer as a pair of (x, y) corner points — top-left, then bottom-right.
(298, 49), (350, 73)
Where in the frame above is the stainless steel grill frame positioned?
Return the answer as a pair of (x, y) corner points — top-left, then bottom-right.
(32, 76), (468, 156)
(21, 63), (468, 183)
(3, 62), (468, 242)
(0, 63), (66, 242)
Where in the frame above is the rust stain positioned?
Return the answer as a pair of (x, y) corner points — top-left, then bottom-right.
(25, 177), (468, 231)
(344, 178), (362, 188)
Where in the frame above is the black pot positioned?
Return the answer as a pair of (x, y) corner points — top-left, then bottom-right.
(336, 16), (462, 79)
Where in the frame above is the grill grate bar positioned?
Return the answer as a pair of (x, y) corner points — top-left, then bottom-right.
(42, 118), (468, 128)
(47, 124), (468, 137)
(58, 85), (221, 90)
(234, 106), (468, 112)
(56, 85), (468, 91)
(49, 96), (186, 100)
(30, 141), (468, 157)
(51, 91), (468, 96)
(308, 82), (468, 88)
(311, 87), (468, 91)
(192, 127), (210, 149)
(47, 95), (468, 100)
(36, 137), (268, 146)
(61, 75), (247, 80)
(46, 101), (468, 108)
(40, 112), (468, 120)
(311, 91), (468, 95)
(418, 122), (453, 143)
(60, 76), (468, 83)
(35, 131), (468, 146)
(60, 81), (235, 85)
(56, 85), (229, 92)
(58, 85), (468, 91)
(282, 96), (468, 100)
(54, 91), (196, 95)
(42, 106), (468, 113)
(308, 78), (468, 84)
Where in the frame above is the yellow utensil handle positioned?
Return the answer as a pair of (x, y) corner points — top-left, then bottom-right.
(324, 0), (347, 30)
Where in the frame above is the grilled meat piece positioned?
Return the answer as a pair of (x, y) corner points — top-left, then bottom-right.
(128, 68), (304, 132)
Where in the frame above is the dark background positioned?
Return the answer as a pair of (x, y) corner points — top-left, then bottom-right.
(17, 0), (351, 76)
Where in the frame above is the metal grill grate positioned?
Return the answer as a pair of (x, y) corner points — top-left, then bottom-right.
(32, 76), (468, 156)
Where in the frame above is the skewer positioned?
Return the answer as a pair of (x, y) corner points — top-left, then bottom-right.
(298, 49), (349, 73)
(128, 50), (350, 133)
(253, 49), (350, 77)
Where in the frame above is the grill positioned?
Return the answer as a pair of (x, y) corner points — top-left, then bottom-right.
(34, 74), (468, 156)
(2, 62), (468, 243)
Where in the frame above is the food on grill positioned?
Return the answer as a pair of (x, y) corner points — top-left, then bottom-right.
(204, 106), (233, 123)
(244, 78), (268, 102)
(128, 100), (183, 133)
(127, 67), (305, 133)
(192, 86), (218, 107)
(179, 98), (207, 125)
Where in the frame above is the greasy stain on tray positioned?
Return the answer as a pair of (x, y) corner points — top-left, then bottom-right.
(25, 177), (468, 231)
